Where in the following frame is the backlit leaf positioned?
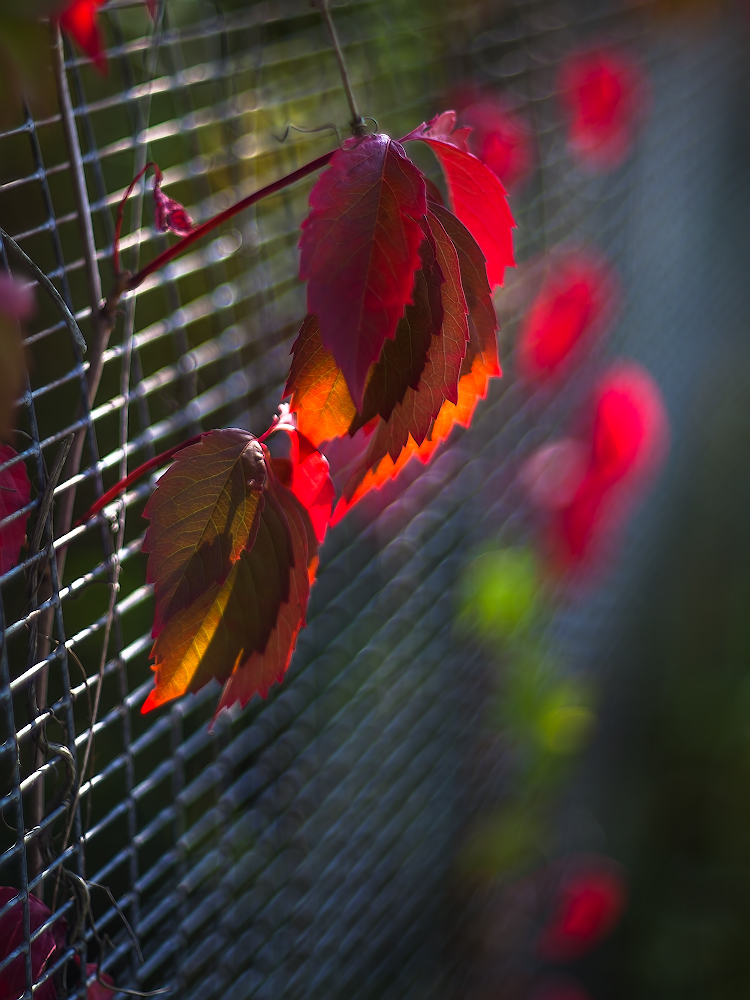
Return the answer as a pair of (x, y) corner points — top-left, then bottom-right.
(142, 428), (266, 638)
(350, 229), (444, 434)
(332, 336), (500, 523)
(0, 445), (30, 574)
(403, 111), (516, 288)
(284, 314), (356, 447)
(428, 202), (500, 379)
(141, 428), (332, 716)
(299, 133), (427, 409)
(363, 208), (470, 464)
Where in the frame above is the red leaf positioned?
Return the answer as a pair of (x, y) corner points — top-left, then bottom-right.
(403, 111), (516, 288)
(299, 133), (427, 409)
(460, 97), (534, 192)
(531, 364), (669, 572)
(58, 0), (107, 74)
(517, 252), (618, 383)
(284, 314), (357, 448)
(538, 856), (627, 962)
(331, 325), (499, 524)
(142, 429), (266, 639)
(0, 447), (30, 575)
(57, 0), (154, 73)
(350, 230), (444, 434)
(153, 176), (194, 237)
(84, 964), (115, 999)
(0, 888), (66, 1000)
(141, 429), (329, 717)
(274, 427), (334, 546)
(360, 208), (469, 465)
(212, 464), (313, 720)
(560, 49), (646, 170)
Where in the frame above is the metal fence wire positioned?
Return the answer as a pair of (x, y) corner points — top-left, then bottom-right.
(1, 0), (747, 997)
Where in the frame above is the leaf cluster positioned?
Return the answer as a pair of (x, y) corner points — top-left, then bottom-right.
(285, 112), (513, 520)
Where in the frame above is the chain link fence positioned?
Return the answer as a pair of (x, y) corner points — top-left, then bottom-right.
(1, 0), (747, 998)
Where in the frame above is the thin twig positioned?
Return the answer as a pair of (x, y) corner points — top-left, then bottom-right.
(0, 231), (87, 353)
(312, 0), (366, 136)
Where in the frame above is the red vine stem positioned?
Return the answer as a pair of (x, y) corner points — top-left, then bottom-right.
(123, 149), (336, 293)
(113, 160), (160, 276)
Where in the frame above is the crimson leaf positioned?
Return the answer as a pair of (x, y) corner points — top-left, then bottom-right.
(403, 110), (516, 288)
(299, 133), (427, 409)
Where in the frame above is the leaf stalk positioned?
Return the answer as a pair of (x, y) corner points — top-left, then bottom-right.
(312, 0), (367, 138)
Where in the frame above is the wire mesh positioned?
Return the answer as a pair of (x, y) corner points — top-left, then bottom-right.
(1, 0), (744, 998)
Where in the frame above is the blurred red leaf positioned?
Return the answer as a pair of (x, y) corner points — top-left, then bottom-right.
(299, 133), (426, 409)
(0, 888), (66, 1000)
(460, 97), (534, 192)
(403, 110), (516, 288)
(534, 364), (669, 571)
(153, 175), (194, 237)
(58, 0), (107, 72)
(538, 855), (627, 962)
(84, 964), (115, 1000)
(0, 446), (30, 575)
(560, 49), (645, 170)
(57, 0), (154, 73)
(517, 252), (618, 383)
(141, 428), (331, 717)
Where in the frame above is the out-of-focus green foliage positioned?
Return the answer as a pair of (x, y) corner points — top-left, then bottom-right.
(456, 545), (599, 880)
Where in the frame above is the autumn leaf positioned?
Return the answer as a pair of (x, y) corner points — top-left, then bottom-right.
(359, 208), (469, 464)
(526, 364), (668, 572)
(0, 887), (66, 1000)
(403, 111), (516, 288)
(54, 0), (155, 74)
(279, 427), (335, 547)
(459, 96), (534, 192)
(142, 428), (266, 638)
(284, 314), (357, 447)
(349, 226), (444, 434)
(0, 445), (31, 574)
(559, 50), (646, 171)
(538, 855), (627, 962)
(141, 427), (332, 717)
(517, 252), (618, 383)
(287, 193), (501, 522)
(299, 133), (427, 409)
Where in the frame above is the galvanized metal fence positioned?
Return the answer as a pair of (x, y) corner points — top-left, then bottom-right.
(1, 0), (744, 998)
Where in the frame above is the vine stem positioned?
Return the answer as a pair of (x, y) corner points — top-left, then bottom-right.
(119, 149), (335, 295)
(312, 0), (366, 137)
